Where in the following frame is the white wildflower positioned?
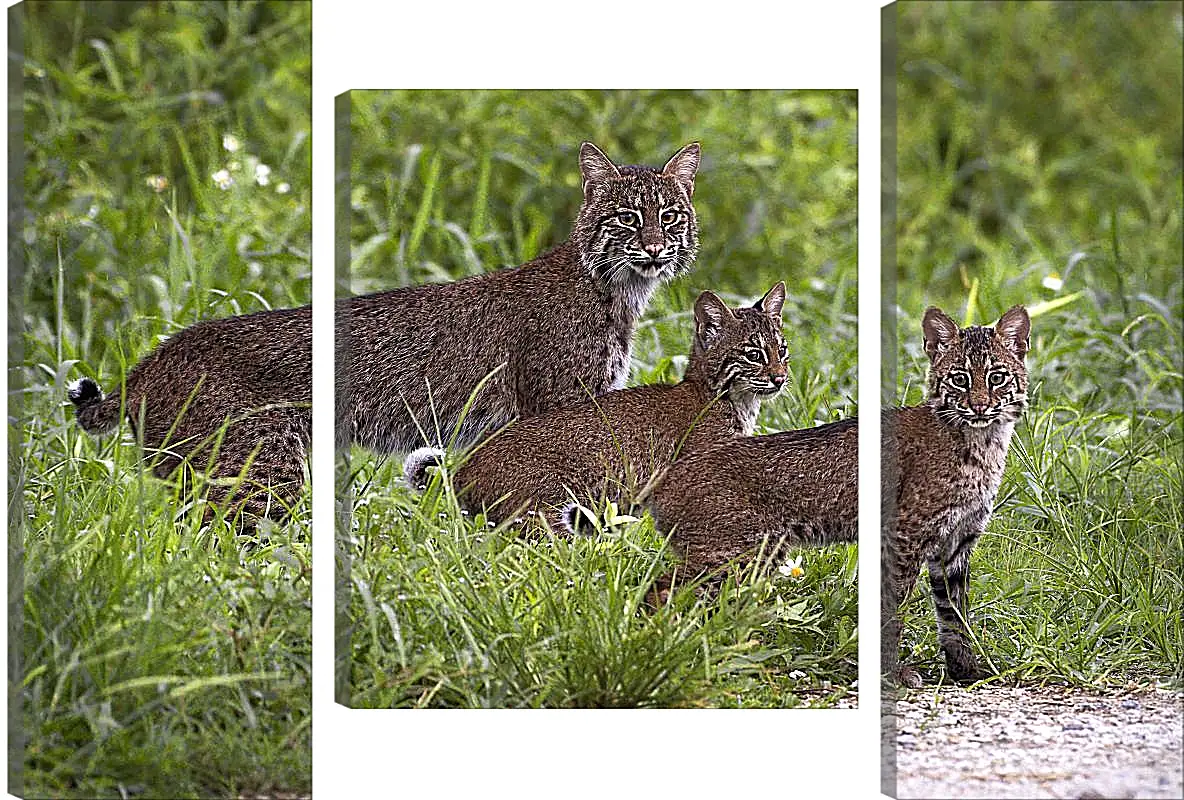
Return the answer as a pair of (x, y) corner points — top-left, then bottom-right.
(778, 554), (805, 580)
(276, 182), (291, 195)
(145, 175), (169, 193)
(1042, 273), (1064, 292)
(211, 169), (233, 190)
(222, 133), (241, 153)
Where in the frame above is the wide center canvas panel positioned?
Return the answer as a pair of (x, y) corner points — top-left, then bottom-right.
(334, 89), (859, 709)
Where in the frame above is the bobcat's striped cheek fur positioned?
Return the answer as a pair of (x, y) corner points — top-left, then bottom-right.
(923, 304), (1030, 429)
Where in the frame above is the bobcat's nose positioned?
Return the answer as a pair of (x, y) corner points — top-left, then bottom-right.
(642, 241), (665, 259)
(770, 373), (786, 388)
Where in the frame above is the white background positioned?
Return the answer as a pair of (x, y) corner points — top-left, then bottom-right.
(5, 1), (889, 797)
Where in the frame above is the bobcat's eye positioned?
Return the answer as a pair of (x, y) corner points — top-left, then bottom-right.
(616, 210), (639, 227)
(660, 209), (679, 225)
(744, 348), (766, 364)
(777, 342), (788, 359)
(948, 372), (970, 390)
(988, 371), (1009, 388)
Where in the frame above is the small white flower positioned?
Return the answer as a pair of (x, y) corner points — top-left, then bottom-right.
(145, 175), (169, 193)
(778, 554), (805, 580)
(211, 169), (233, 190)
(87, 205), (99, 219)
(276, 182), (291, 195)
(1042, 273), (1064, 292)
(222, 133), (241, 153)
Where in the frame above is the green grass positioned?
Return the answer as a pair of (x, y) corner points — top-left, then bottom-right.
(891, 1), (1183, 688)
(13, 2), (311, 796)
(340, 90), (859, 707)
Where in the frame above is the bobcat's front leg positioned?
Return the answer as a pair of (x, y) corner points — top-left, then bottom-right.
(928, 511), (990, 684)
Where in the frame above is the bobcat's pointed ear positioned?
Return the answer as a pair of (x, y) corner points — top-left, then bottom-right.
(580, 141), (621, 197)
(995, 305), (1030, 359)
(693, 290), (735, 347)
(662, 142), (701, 198)
(922, 306), (960, 361)
(754, 281), (786, 320)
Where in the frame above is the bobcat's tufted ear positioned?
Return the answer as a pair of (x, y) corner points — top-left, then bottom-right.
(922, 306), (959, 361)
(662, 142), (701, 198)
(693, 290), (735, 348)
(995, 305), (1030, 359)
(580, 141), (621, 197)
(754, 281), (786, 320)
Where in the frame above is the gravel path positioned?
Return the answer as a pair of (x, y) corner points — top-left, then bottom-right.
(890, 685), (1183, 800)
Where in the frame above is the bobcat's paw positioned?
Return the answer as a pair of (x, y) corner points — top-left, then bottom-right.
(946, 652), (991, 685)
(645, 586), (671, 609)
(644, 575), (674, 611)
(948, 664), (992, 686)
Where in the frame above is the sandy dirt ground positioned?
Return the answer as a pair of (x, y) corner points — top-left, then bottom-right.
(888, 684), (1183, 800)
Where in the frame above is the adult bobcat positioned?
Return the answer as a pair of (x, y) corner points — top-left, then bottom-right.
(70, 142), (699, 523)
(339, 141), (702, 454)
(646, 305), (1031, 686)
(405, 283), (788, 531)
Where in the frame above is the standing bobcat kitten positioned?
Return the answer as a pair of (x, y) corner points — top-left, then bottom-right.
(69, 305), (311, 523)
(647, 305), (1030, 687)
(339, 141), (701, 454)
(405, 283), (788, 530)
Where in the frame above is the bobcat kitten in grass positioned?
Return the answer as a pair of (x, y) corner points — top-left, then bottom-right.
(647, 305), (1031, 687)
(69, 305), (311, 523)
(340, 141), (701, 455)
(405, 283), (788, 530)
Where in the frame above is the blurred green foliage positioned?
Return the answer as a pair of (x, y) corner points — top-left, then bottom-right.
(893, 0), (1181, 312)
(19, 0), (311, 371)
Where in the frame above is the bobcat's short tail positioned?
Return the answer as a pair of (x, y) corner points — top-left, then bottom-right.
(404, 446), (446, 491)
(67, 377), (122, 435)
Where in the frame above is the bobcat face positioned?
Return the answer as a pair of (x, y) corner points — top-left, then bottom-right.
(923, 305), (1030, 428)
(573, 142), (700, 286)
(693, 282), (789, 398)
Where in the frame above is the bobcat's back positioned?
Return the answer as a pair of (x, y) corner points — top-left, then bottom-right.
(648, 418), (859, 573)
